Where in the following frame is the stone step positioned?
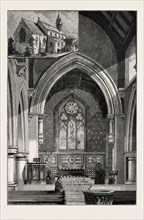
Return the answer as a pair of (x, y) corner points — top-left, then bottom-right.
(63, 186), (91, 190)
(66, 202), (85, 205)
(65, 192), (84, 195)
(61, 177), (94, 205)
(65, 197), (85, 201)
(65, 195), (84, 199)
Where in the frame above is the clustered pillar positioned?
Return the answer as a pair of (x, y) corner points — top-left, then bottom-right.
(16, 152), (28, 183)
(38, 114), (44, 146)
(126, 155), (136, 183)
(8, 146), (18, 191)
(107, 114), (115, 145)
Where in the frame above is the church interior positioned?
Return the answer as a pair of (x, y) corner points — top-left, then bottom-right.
(7, 11), (137, 205)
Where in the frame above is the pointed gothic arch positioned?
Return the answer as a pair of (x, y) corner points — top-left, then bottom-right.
(30, 52), (122, 116)
(30, 52), (123, 178)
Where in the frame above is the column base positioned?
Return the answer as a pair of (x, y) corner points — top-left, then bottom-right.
(125, 181), (136, 185)
(8, 183), (17, 191)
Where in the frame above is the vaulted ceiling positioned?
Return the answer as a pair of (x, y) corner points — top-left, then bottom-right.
(79, 11), (136, 54)
(48, 68), (108, 116)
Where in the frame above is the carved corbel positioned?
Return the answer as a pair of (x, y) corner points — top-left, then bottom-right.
(118, 88), (125, 99)
(16, 65), (27, 77)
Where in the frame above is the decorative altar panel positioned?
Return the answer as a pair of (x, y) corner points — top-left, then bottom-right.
(58, 154), (84, 169)
(39, 153), (105, 177)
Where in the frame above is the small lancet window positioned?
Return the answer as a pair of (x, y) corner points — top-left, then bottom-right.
(20, 27), (26, 43)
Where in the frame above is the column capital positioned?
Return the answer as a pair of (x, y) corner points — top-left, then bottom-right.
(38, 114), (45, 120)
(28, 88), (35, 98)
(15, 151), (29, 159)
(118, 88), (125, 99)
(106, 114), (114, 120)
(107, 113), (125, 119)
(115, 113), (125, 120)
(16, 65), (27, 77)
(8, 146), (18, 155)
(28, 113), (40, 121)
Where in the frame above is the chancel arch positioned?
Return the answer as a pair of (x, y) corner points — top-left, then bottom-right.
(30, 52), (122, 116)
(30, 52), (123, 182)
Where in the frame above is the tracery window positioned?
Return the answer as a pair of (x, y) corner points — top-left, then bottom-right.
(58, 100), (85, 150)
(20, 27), (26, 43)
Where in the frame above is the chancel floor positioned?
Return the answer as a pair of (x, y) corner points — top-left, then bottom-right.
(8, 177), (136, 205)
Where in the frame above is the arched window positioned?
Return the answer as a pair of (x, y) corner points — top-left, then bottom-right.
(50, 42), (53, 47)
(58, 99), (85, 150)
(35, 36), (38, 46)
(20, 27), (26, 43)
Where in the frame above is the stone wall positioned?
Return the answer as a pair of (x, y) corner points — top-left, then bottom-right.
(14, 20), (34, 54)
(79, 14), (118, 86)
(125, 36), (136, 87)
(40, 88), (106, 154)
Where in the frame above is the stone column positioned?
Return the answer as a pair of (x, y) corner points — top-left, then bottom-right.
(16, 152), (28, 184)
(115, 114), (125, 184)
(127, 157), (136, 183)
(28, 114), (39, 162)
(8, 146), (18, 191)
(107, 114), (115, 145)
(38, 114), (44, 145)
(53, 41), (57, 53)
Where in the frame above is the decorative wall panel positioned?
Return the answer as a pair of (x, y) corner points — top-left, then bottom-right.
(42, 88), (106, 153)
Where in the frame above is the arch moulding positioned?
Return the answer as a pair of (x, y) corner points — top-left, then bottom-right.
(30, 52), (122, 116)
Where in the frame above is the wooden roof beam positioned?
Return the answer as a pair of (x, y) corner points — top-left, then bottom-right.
(118, 12), (131, 26)
(78, 73), (82, 87)
(121, 20), (136, 50)
(108, 12), (116, 29)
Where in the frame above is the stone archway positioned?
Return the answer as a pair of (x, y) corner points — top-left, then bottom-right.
(30, 52), (122, 115)
(29, 52), (124, 183)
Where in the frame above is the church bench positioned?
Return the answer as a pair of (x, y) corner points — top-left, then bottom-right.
(8, 190), (65, 205)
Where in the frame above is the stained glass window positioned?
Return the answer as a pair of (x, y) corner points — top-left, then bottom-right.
(59, 100), (85, 150)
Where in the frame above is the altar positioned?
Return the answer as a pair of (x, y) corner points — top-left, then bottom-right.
(38, 152), (105, 178)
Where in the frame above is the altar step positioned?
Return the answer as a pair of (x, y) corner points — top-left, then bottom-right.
(61, 177), (94, 205)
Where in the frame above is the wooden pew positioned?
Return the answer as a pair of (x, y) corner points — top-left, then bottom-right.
(8, 190), (65, 205)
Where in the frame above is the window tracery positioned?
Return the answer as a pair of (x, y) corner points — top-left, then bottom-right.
(59, 100), (85, 150)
